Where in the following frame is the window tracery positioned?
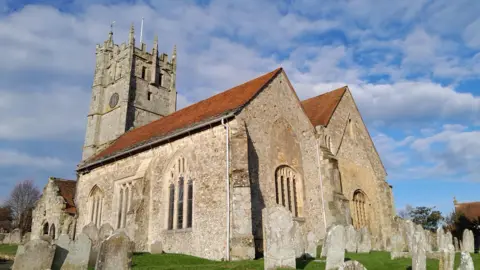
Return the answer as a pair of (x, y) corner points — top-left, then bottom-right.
(167, 156), (194, 230)
(352, 190), (368, 229)
(89, 186), (104, 227)
(274, 166), (303, 217)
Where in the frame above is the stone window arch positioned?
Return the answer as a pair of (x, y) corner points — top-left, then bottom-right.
(352, 190), (369, 229)
(274, 165), (303, 217)
(43, 222), (49, 235)
(116, 182), (135, 229)
(50, 223), (56, 239)
(167, 156), (194, 230)
(89, 185), (104, 227)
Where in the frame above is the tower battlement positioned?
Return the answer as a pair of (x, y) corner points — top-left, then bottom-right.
(82, 24), (178, 161)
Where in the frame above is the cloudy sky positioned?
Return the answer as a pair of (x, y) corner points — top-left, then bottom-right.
(0, 0), (479, 216)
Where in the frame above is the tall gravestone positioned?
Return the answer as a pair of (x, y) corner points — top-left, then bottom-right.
(95, 232), (134, 270)
(345, 225), (357, 253)
(454, 237), (460, 252)
(458, 251), (475, 270)
(437, 227), (444, 251)
(438, 243), (454, 270)
(411, 231), (426, 270)
(462, 229), (474, 253)
(262, 206), (296, 270)
(356, 228), (371, 253)
(305, 231), (317, 258)
(82, 222), (100, 268)
(325, 225), (345, 270)
(52, 233), (92, 270)
(12, 239), (56, 270)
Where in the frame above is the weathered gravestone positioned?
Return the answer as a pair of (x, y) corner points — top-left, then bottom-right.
(411, 231), (426, 270)
(454, 237), (460, 252)
(12, 239), (56, 270)
(462, 229), (474, 253)
(391, 233), (406, 253)
(95, 232), (134, 270)
(438, 243), (454, 270)
(356, 228), (371, 253)
(404, 220), (415, 252)
(99, 223), (114, 241)
(10, 229), (22, 244)
(457, 251), (474, 270)
(305, 231), (317, 258)
(444, 231), (453, 249)
(52, 234), (92, 270)
(82, 222), (99, 268)
(342, 260), (367, 270)
(345, 225), (357, 253)
(150, 240), (163, 254)
(293, 222), (305, 258)
(325, 225), (345, 270)
(321, 225), (333, 258)
(262, 206), (296, 270)
(437, 227), (445, 251)
(21, 232), (31, 244)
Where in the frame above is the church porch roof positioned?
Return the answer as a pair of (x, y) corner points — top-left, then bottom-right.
(51, 177), (77, 215)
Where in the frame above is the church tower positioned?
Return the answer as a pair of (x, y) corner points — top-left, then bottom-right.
(82, 24), (177, 161)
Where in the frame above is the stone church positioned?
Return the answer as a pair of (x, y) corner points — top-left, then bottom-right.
(32, 25), (396, 260)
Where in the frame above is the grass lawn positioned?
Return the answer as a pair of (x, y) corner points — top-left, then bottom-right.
(0, 244), (18, 256)
(131, 251), (480, 270)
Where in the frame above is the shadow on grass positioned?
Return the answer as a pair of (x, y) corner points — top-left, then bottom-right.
(296, 257), (316, 269)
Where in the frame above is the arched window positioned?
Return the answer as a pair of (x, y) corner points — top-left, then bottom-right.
(352, 190), (368, 229)
(43, 222), (49, 235)
(167, 156), (194, 230)
(116, 182), (134, 229)
(50, 223), (56, 239)
(89, 186), (104, 227)
(275, 166), (303, 217)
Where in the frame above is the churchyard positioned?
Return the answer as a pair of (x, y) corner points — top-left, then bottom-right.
(3, 206), (480, 269)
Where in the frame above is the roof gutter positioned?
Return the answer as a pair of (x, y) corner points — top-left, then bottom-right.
(77, 111), (237, 173)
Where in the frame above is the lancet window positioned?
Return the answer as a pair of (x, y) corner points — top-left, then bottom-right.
(89, 186), (104, 227)
(352, 190), (368, 229)
(116, 181), (135, 229)
(167, 157), (194, 230)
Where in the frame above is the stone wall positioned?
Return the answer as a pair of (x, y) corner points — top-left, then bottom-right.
(31, 178), (76, 240)
(321, 89), (394, 246)
(76, 122), (232, 260)
(236, 72), (328, 254)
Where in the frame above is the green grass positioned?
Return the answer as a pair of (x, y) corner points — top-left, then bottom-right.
(0, 244), (18, 256)
(131, 251), (480, 270)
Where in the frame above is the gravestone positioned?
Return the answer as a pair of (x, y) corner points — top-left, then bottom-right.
(437, 227), (444, 250)
(438, 243), (454, 270)
(321, 225), (333, 258)
(345, 225), (357, 253)
(82, 223), (99, 268)
(457, 251), (474, 270)
(95, 232), (134, 270)
(10, 229), (22, 244)
(411, 231), (426, 270)
(21, 232), (31, 244)
(150, 240), (163, 254)
(342, 260), (367, 270)
(356, 228), (371, 253)
(52, 233), (91, 270)
(99, 223), (114, 241)
(292, 222), (305, 257)
(305, 231), (317, 258)
(404, 220), (415, 252)
(462, 229), (474, 253)
(12, 239), (56, 270)
(454, 237), (460, 252)
(262, 206), (296, 270)
(444, 231), (453, 249)
(391, 233), (406, 253)
(325, 225), (345, 270)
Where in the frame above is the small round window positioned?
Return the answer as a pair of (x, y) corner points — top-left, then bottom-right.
(109, 93), (119, 108)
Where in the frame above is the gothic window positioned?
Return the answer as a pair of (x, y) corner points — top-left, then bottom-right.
(89, 186), (104, 227)
(167, 156), (194, 230)
(43, 222), (49, 235)
(141, 66), (146, 79)
(50, 223), (56, 239)
(116, 181), (135, 229)
(352, 190), (368, 229)
(275, 166), (303, 217)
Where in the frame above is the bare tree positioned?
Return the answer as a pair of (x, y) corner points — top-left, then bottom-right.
(398, 204), (414, 219)
(6, 180), (41, 232)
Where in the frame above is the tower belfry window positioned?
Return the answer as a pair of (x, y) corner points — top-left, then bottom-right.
(147, 91), (152, 101)
(141, 66), (146, 79)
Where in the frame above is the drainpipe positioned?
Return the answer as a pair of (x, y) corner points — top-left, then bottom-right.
(221, 118), (230, 261)
(316, 139), (328, 234)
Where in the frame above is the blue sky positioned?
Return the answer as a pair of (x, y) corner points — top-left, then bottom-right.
(0, 0), (479, 217)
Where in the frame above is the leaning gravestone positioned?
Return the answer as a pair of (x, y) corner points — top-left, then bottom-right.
(12, 239), (56, 270)
(411, 231), (426, 270)
(325, 225), (345, 270)
(356, 228), (371, 253)
(95, 231), (134, 270)
(462, 229), (474, 253)
(82, 223), (99, 268)
(342, 260), (367, 270)
(457, 251), (474, 270)
(438, 243), (454, 270)
(262, 206), (296, 270)
(52, 233), (92, 270)
(345, 225), (357, 253)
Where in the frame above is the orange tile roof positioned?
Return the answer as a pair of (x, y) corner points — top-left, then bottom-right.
(301, 86), (347, 127)
(81, 68), (283, 168)
(455, 201), (480, 222)
(52, 178), (77, 215)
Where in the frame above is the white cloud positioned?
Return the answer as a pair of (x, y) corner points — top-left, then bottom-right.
(464, 18), (480, 49)
(0, 149), (67, 169)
